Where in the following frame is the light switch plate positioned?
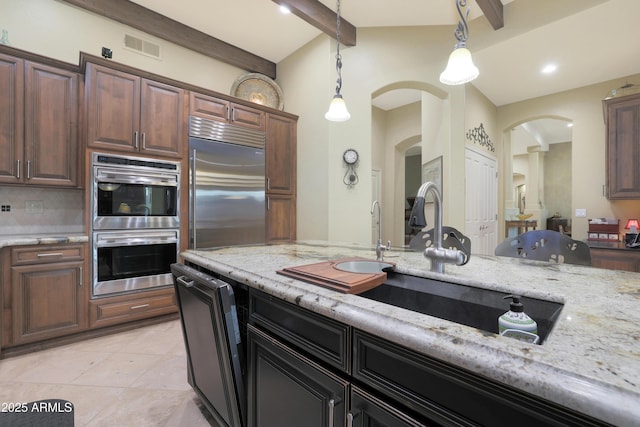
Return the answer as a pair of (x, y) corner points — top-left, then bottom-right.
(575, 208), (587, 218)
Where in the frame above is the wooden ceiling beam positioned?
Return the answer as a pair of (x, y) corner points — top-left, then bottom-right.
(60, 0), (276, 78)
(476, 0), (504, 30)
(272, 0), (357, 46)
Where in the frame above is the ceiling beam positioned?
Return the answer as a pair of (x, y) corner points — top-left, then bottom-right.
(60, 0), (276, 78)
(272, 0), (357, 46)
(476, 0), (504, 30)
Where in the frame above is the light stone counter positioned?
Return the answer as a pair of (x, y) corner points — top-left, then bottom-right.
(0, 234), (88, 248)
(183, 241), (640, 427)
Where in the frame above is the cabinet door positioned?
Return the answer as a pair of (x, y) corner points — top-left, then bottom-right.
(11, 261), (86, 345)
(0, 53), (23, 184)
(86, 63), (140, 153)
(350, 385), (426, 427)
(590, 248), (640, 272)
(266, 114), (296, 194)
(189, 91), (229, 122)
(248, 325), (348, 427)
(24, 61), (79, 187)
(266, 195), (296, 243)
(605, 94), (640, 199)
(230, 102), (264, 130)
(140, 78), (185, 158)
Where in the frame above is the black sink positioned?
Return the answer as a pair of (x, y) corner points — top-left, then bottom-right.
(359, 271), (564, 344)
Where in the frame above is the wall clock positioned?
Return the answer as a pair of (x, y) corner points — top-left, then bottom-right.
(343, 148), (359, 186)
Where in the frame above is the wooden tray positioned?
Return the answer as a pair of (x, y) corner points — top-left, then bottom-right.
(276, 257), (394, 294)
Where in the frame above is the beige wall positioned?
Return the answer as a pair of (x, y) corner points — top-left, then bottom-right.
(497, 75), (640, 240)
(0, 0), (246, 97)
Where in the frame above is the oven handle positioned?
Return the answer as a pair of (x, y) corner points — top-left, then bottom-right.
(95, 169), (179, 186)
(94, 232), (178, 246)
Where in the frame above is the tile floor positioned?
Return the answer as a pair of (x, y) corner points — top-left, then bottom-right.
(0, 320), (219, 426)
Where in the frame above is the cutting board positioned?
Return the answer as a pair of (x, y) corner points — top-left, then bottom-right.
(276, 257), (394, 294)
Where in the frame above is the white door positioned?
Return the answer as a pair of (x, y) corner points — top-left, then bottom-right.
(465, 148), (498, 255)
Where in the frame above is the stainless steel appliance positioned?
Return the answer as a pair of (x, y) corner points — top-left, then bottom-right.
(189, 116), (266, 249)
(92, 152), (180, 230)
(93, 229), (179, 297)
(90, 152), (181, 298)
(171, 263), (246, 427)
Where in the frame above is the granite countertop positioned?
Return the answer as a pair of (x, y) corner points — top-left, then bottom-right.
(182, 241), (640, 427)
(0, 233), (88, 248)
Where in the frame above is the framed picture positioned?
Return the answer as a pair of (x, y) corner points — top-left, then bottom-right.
(421, 156), (442, 203)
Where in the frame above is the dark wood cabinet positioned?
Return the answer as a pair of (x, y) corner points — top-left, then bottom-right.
(265, 113), (297, 243)
(590, 246), (640, 272)
(0, 53), (80, 187)
(88, 287), (177, 329)
(605, 93), (640, 199)
(8, 244), (87, 346)
(266, 195), (296, 243)
(350, 385), (426, 427)
(86, 63), (185, 159)
(189, 91), (265, 130)
(248, 324), (348, 427)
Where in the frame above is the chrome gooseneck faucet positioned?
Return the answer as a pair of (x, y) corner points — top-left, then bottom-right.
(371, 200), (390, 261)
(408, 182), (466, 273)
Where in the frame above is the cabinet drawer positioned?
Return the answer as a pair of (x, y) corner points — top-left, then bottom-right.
(353, 330), (606, 427)
(250, 290), (350, 373)
(90, 288), (177, 328)
(11, 244), (85, 266)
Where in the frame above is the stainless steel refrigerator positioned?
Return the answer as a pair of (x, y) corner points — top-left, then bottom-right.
(189, 116), (266, 249)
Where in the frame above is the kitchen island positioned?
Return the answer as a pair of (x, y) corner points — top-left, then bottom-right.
(182, 241), (639, 426)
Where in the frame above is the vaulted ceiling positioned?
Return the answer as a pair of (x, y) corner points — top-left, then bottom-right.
(62, 0), (640, 109)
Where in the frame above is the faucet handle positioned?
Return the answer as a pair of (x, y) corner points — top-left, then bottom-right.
(385, 240), (391, 250)
(408, 196), (426, 229)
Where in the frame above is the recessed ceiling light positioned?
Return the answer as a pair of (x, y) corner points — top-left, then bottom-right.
(279, 5), (291, 14)
(541, 64), (557, 74)
(567, 123), (574, 128)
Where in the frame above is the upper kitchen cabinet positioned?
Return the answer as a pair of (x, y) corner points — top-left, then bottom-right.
(189, 91), (265, 131)
(605, 93), (640, 199)
(85, 63), (186, 159)
(0, 53), (80, 187)
(266, 113), (297, 195)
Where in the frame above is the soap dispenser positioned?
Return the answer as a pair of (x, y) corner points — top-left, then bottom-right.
(498, 295), (538, 335)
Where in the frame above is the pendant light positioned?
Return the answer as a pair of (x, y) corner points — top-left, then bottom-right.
(440, 0), (479, 86)
(325, 0), (350, 121)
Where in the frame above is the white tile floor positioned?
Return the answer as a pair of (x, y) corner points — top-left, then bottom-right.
(0, 320), (219, 426)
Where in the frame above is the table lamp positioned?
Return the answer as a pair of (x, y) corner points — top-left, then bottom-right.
(624, 218), (639, 245)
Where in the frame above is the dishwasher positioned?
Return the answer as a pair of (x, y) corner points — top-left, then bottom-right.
(171, 263), (246, 427)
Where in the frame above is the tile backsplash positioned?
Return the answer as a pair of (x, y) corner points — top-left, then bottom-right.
(0, 186), (84, 235)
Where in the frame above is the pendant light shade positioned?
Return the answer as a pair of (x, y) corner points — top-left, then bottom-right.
(326, 0), (350, 121)
(440, 0), (479, 86)
(439, 43), (479, 85)
(325, 94), (351, 121)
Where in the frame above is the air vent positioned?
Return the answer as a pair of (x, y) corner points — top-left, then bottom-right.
(123, 34), (161, 59)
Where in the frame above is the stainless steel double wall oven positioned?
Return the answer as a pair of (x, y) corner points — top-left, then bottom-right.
(91, 152), (181, 298)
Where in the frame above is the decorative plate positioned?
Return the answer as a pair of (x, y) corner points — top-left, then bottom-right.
(231, 73), (284, 110)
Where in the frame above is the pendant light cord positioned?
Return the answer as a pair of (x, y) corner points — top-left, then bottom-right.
(453, 0), (471, 46)
(334, 0), (343, 95)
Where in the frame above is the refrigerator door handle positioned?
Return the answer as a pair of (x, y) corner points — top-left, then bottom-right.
(190, 149), (197, 249)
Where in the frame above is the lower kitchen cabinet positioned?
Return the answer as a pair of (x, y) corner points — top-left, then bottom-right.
(590, 246), (640, 272)
(7, 244), (87, 346)
(247, 324), (348, 427)
(244, 287), (610, 427)
(89, 287), (177, 329)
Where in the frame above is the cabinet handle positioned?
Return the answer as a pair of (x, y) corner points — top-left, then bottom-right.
(347, 412), (356, 427)
(37, 252), (64, 258)
(79, 266), (83, 287)
(142, 132), (146, 150)
(267, 177), (271, 190)
(26, 160), (31, 180)
(16, 159), (20, 179)
(130, 304), (150, 310)
(267, 196), (270, 211)
(328, 399), (335, 427)
(134, 131), (139, 149)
